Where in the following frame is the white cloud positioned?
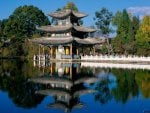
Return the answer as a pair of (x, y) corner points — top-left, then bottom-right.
(127, 7), (150, 19)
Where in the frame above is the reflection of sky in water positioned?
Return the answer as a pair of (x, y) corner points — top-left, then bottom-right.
(0, 91), (150, 113)
(108, 73), (117, 89)
(96, 72), (117, 89)
(79, 94), (150, 113)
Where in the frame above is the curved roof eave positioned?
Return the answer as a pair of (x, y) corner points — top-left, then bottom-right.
(30, 37), (74, 46)
(73, 26), (96, 33)
(72, 11), (88, 18)
(74, 37), (104, 45)
(48, 9), (88, 19)
(30, 37), (105, 46)
(36, 24), (72, 33)
(48, 10), (71, 19)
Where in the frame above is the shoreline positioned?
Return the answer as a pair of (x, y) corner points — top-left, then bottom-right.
(1, 57), (150, 64)
(1, 57), (150, 70)
(80, 62), (150, 70)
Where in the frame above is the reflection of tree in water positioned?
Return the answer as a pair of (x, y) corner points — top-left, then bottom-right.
(111, 69), (139, 103)
(93, 68), (147, 104)
(0, 60), (45, 109)
(135, 70), (150, 98)
(94, 73), (112, 104)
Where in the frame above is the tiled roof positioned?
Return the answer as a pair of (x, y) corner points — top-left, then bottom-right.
(48, 9), (87, 19)
(73, 26), (96, 32)
(37, 24), (72, 33)
(31, 36), (74, 45)
(37, 24), (96, 33)
(31, 36), (105, 45)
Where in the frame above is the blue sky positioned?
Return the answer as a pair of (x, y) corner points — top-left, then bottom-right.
(0, 0), (150, 25)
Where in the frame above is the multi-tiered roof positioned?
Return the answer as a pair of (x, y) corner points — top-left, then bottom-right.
(32, 6), (104, 46)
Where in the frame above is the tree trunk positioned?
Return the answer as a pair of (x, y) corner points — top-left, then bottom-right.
(106, 37), (113, 55)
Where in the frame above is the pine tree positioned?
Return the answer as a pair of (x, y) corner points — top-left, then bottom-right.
(94, 7), (113, 54)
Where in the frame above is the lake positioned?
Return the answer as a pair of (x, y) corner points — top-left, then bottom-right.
(0, 60), (150, 113)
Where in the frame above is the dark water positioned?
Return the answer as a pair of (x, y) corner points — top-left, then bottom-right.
(0, 60), (150, 113)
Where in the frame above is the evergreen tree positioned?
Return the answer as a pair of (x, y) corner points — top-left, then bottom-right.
(64, 2), (78, 12)
(94, 8), (113, 35)
(112, 10), (132, 54)
(94, 7), (113, 54)
(112, 11), (123, 54)
(0, 19), (8, 39)
(112, 11), (122, 26)
(4, 5), (50, 40)
(2, 5), (50, 56)
(127, 16), (140, 54)
(0, 20), (2, 37)
(135, 16), (150, 56)
(118, 9), (131, 54)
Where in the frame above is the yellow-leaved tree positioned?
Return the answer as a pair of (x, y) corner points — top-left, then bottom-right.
(135, 16), (150, 56)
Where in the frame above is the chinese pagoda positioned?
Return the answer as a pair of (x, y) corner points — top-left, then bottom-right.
(31, 3), (104, 60)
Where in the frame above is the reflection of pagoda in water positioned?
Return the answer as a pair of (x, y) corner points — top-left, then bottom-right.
(29, 62), (98, 112)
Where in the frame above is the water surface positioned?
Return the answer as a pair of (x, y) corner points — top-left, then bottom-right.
(0, 60), (150, 113)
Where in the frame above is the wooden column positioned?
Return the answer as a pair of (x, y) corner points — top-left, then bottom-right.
(50, 46), (53, 59)
(42, 45), (44, 55)
(39, 44), (41, 55)
(50, 63), (53, 75)
(70, 64), (72, 79)
(42, 67), (44, 75)
(65, 47), (66, 54)
(90, 47), (92, 55)
(76, 48), (78, 55)
(55, 46), (58, 59)
(76, 65), (79, 73)
(93, 46), (95, 56)
(49, 47), (51, 60)
(55, 46), (58, 54)
(82, 47), (84, 55)
(70, 44), (72, 59)
(38, 44), (41, 62)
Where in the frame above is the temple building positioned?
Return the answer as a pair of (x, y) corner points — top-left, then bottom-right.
(31, 3), (104, 60)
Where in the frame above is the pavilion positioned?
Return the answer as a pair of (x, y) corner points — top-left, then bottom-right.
(31, 3), (105, 60)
